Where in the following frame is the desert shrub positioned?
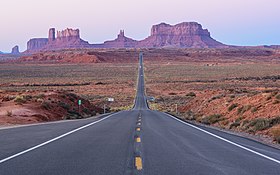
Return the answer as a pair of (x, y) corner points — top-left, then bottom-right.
(237, 105), (251, 115)
(58, 102), (70, 110)
(201, 114), (223, 125)
(251, 107), (258, 113)
(168, 92), (177, 96)
(229, 121), (241, 129)
(6, 111), (12, 117)
(7, 96), (16, 101)
(35, 94), (45, 99)
(249, 118), (270, 131)
(184, 110), (196, 120)
(91, 111), (97, 116)
(273, 100), (280, 104)
(270, 117), (280, 126)
(209, 94), (224, 102)
(186, 92), (196, 97)
(275, 94), (280, 100)
(66, 93), (77, 99)
(82, 108), (91, 114)
(23, 95), (32, 100)
(271, 126), (280, 143)
(67, 110), (80, 115)
(60, 94), (67, 98)
(237, 107), (244, 115)
(228, 103), (238, 112)
(266, 95), (272, 101)
(240, 120), (250, 131)
(41, 102), (51, 110)
(241, 120), (250, 126)
(69, 97), (76, 102)
(66, 110), (82, 119)
(271, 91), (278, 97)
(263, 89), (275, 93)
(247, 117), (280, 132)
(14, 96), (26, 104)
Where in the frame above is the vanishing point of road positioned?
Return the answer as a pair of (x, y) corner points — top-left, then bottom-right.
(0, 53), (280, 174)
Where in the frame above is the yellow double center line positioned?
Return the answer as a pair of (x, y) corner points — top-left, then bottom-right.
(135, 157), (143, 170)
(135, 115), (143, 171)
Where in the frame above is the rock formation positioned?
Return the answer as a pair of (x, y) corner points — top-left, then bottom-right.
(26, 28), (91, 52)
(103, 30), (138, 48)
(27, 38), (48, 52)
(25, 22), (227, 52)
(56, 28), (80, 41)
(11, 45), (20, 54)
(137, 22), (226, 48)
(45, 28), (91, 50)
(48, 28), (55, 42)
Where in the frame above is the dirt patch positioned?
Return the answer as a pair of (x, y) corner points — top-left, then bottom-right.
(0, 90), (102, 125)
(146, 61), (280, 144)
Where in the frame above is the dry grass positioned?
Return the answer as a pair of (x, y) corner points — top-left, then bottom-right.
(271, 125), (280, 143)
(0, 63), (137, 109)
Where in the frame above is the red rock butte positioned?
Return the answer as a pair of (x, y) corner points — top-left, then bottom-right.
(25, 22), (228, 53)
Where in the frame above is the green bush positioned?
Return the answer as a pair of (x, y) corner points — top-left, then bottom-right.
(186, 92), (196, 97)
(201, 114), (223, 125)
(184, 110), (196, 120)
(275, 94), (280, 100)
(35, 94), (45, 99)
(247, 117), (280, 132)
(237, 105), (251, 115)
(58, 102), (70, 110)
(271, 126), (280, 144)
(82, 108), (91, 114)
(6, 111), (12, 117)
(41, 102), (51, 110)
(229, 121), (240, 129)
(251, 107), (258, 113)
(228, 103), (238, 112)
(249, 118), (270, 131)
(14, 96), (26, 104)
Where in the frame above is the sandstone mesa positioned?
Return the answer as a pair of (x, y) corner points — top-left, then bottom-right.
(25, 22), (228, 53)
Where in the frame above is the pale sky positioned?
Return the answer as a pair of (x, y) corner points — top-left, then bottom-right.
(1, 0), (280, 52)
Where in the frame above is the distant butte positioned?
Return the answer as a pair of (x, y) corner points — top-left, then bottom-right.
(137, 22), (226, 48)
(11, 45), (20, 54)
(103, 30), (138, 48)
(25, 22), (229, 52)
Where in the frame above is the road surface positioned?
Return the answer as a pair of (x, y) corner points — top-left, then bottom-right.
(0, 53), (280, 174)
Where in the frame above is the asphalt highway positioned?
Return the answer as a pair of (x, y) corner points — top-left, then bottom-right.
(0, 53), (280, 174)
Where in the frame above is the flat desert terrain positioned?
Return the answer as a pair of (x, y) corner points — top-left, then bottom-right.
(1, 48), (280, 144)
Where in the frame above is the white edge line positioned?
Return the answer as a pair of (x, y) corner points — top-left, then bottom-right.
(0, 113), (113, 130)
(0, 113), (118, 164)
(165, 113), (280, 165)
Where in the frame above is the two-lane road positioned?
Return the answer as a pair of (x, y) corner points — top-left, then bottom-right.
(0, 53), (280, 174)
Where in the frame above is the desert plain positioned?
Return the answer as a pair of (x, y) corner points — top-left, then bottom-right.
(1, 48), (280, 145)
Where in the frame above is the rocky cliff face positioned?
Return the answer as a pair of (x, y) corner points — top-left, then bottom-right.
(103, 30), (138, 48)
(25, 22), (227, 52)
(137, 22), (225, 48)
(27, 38), (48, 52)
(11, 45), (20, 54)
(56, 28), (80, 41)
(45, 28), (91, 50)
(26, 28), (91, 52)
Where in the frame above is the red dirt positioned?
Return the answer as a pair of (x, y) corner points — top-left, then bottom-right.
(0, 90), (102, 126)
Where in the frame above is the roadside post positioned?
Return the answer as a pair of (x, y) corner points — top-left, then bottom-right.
(175, 104), (178, 115)
(78, 99), (82, 114)
(104, 98), (114, 114)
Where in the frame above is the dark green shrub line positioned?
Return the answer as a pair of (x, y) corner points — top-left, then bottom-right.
(228, 103), (238, 112)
